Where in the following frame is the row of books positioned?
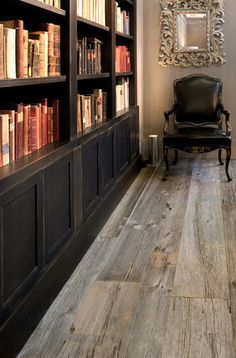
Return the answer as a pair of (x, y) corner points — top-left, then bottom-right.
(77, 37), (102, 75)
(115, 2), (130, 35)
(115, 46), (131, 73)
(77, 89), (107, 133)
(77, 0), (106, 26)
(37, 0), (61, 8)
(0, 99), (59, 168)
(116, 77), (129, 112)
(0, 20), (61, 79)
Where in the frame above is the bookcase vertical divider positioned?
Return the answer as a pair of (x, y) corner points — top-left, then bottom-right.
(110, 0), (117, 118)
(68, 0), (78, 140)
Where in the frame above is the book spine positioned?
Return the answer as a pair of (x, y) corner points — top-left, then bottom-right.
(0, 25), (4, 79)
(4, 28), (16, 79)
(23, 30), (28, 77)
(16, 20), (24, 78)
(23, 105), (29, 156)
(1, 115), (10, 166)
(52, 99), (59, 142)
(17, 110), (24, 159)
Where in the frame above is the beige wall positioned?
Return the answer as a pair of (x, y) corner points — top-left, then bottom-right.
(141, 0), (236, 157)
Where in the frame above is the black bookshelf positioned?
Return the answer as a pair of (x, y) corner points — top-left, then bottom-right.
(116, 31), (133, 40)
(77, 16), (110, 31)
(0, 75), (67, 88)
(18, 0), (66, 15)
(0, 1), (139, 356)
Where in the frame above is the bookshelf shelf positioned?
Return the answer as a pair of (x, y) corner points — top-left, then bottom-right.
(77, 16), (110, 32)
(116, 71), (133, 77)
(17, 0), (66, 15)
(0, 76), (67, 88)
(117, 0), (134, 7)
(77, 73), (110, 81)
(116, 31), (133, 40)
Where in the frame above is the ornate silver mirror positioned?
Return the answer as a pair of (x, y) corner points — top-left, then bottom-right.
(159, 1), (225, 67)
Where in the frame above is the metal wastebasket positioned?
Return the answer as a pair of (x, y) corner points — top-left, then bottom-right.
(148, 134), (159, 165)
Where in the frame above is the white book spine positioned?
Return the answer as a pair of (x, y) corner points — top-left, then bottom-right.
(4, 28), (16, 79)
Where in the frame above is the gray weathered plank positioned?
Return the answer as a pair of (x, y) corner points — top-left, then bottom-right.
(98, 166), (154, 239)
(55, 281), (140, 358)
(173, 160), (229, 299)
(18, 236), (119, 358)
(124, 263), (175, 357)
(220, 160), (236, 350)
(98, 161), (192, 282)
(162, 297), (235, 358)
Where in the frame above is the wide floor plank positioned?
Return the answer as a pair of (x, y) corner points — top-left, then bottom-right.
(162, 297), (235, 358)
(220, 161), (236, 348)
(98, 166), (154, 239)
(173, 161), (229, 299)
(99, 162), (192, 282)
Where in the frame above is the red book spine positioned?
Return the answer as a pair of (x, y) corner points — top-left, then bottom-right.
(47, 107), (52, 144)
(41, 98), (48, 146)
(52, 99), (59, 142)
(30, 106), (37, 152)
(23, 105), (29, 156)
(36, 104), (41, 150)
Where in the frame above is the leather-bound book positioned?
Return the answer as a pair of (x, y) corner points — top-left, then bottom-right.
(52, 99), (59, 142)
(0, 20), (24, 78)
(0, 109), (15, 162)
(0, 114), (10, 166)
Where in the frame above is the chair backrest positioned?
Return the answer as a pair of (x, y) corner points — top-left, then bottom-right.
(174, 74), (223, 125)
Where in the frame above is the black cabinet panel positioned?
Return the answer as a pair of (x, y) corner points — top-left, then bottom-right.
(44, 155), (74, 261)
(100, 128), (116, 192)
(0, 174), (42, 311)
(117, 117), (130, 175)
(130, 111), (139, 162)
(82, 139), (99, 218)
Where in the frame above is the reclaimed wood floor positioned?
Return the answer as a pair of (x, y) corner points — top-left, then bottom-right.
(18, 160), (236, 358)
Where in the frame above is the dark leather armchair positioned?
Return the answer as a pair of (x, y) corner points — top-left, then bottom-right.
(163, 74), (232, 181)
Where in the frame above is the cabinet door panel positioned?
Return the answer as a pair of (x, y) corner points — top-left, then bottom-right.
(44, 155), (74, 262)
(0, 174), (42, 312)
(130, 112), (139, 162)
(100, 128), (116, 193)
(117, 117), (130, 175)
(82, 138), (99, 218)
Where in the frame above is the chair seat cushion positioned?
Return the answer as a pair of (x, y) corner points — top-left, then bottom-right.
(163, 127), (231, 148)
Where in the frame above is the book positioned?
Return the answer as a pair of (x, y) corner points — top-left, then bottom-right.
(0, 114), (10, 166)
(0, 24), (4, 79)
(0, 109), (15, 162)
(4, 28), (16, 79)
(23, 30), (29, 77)
(29, 31), (48, 77)
(0, 20), (24, 78)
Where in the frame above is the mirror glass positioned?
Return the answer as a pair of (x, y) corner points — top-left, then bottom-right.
(176, 11), (209, 52)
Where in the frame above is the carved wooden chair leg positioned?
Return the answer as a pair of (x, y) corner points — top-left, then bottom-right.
(162, 147), (169, 181)
(225, 147), (232, 182)
(218, 149), (224, 165)
(173, 149), (178, 165)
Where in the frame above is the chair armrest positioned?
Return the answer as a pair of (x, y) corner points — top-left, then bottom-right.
(163, 104), (177, 134)
(218, 103), (231, 135)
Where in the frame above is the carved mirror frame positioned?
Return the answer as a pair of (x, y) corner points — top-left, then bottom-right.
(159, 0), (226, 67)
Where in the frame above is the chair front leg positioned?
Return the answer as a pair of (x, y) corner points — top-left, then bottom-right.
(173, 150), (178, 165)
(225, 147), (232, 182)
(162, 147), (169, 181)
(218, 149), (223, 166)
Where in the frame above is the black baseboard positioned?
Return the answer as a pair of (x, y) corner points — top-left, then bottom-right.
(0, 156), (142, 358)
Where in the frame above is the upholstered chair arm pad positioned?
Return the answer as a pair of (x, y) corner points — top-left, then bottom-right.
(218, 103), (231, 134)
(164, 104), (177, 134)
